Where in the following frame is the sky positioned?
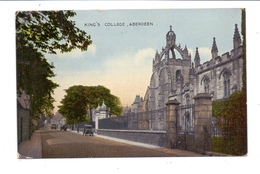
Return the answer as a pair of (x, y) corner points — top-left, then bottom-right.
(44, 9), (242, 111)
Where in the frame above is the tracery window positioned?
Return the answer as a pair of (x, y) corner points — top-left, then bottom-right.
(176, 70), (182, 84)
(204, 77), (210, 93)
(185, 94), (190, 105)
(223, 71), (230, 97)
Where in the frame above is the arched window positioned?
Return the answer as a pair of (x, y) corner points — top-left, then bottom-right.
(185, 94), (190, 105)
(176, 70), (182, 84)
(223, 71), (230, 97)
(204, 77), (210, 93)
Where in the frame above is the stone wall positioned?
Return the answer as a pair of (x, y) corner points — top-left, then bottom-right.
(17, 106), (31, 145)
(97, 129), (166, 147)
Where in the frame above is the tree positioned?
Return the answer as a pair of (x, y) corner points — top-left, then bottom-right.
(16, 11), (92, 117)
(58, 85), (123, 123)
(85, 85), (123, 121)
(58, 85), (89, 124)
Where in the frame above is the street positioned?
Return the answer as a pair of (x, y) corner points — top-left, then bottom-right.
(41, 126), (177, 158)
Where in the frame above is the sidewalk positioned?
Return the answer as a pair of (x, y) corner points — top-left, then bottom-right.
(18, 130), (42, 159)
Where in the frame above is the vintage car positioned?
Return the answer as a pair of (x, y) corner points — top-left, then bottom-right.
(51, 124), (57, 129)
(60, 124), (68, 131)
(83, 125), (94, 136)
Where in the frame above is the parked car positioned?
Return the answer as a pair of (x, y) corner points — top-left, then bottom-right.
(83, 125), (94, 136)
(51, 124), (57, 129)
(60, 124), (68, 131)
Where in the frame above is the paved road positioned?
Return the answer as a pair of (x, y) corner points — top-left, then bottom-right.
(41, 126), (177, 158)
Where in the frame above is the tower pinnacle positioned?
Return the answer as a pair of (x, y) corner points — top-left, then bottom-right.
(194, 47), (200, 67)
(211, 37), (218, 58)
(233, 24), (241, 49)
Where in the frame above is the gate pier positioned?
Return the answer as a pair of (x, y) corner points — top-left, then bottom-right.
(193, 93), (212, 152)
(166, 93), (213, 152)
(166, 99), (180, 148)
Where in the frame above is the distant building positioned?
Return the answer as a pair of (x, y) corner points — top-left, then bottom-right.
(51, 112), (66, 127)
(92, 101), (109, 121)
(93, 101), (109, 129)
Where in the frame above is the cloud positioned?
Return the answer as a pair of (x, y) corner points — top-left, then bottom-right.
(50, 44), (97, 59)
(188, 47), (211, 63)
(104, 47), (155, 74)
(133, 48), (156, 65)
(198, 47), (211, 63)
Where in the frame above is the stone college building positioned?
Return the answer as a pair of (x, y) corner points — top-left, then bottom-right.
(129, 24), (243, 131)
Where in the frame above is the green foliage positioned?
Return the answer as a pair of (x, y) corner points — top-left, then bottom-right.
(16, 11), (92, 54)
(16, 11), (92, 117)
(212, 90), (247, 155)
(58, 85), (123, 123)
(58, 85), (89, 124)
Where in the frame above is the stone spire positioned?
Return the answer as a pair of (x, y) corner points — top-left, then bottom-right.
(189, 62), (195, 76)
(211, 37), (218, 59)
(183, 45), (188, 54)
(100, 100), (107, 110)
(233, 24), (241, 49)
(155, 50), (160, 62)
(194, 47), (200, 68)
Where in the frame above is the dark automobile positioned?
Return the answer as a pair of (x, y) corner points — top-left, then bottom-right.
(60, 124), (68, 131)
(83, 125), (94, 136)
(51, 124), (57, 129)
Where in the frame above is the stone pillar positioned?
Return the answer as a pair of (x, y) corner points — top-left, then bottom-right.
(95, 116), (99, 130)
(165, 99), (180, 148)
(193, 93), (212, 152)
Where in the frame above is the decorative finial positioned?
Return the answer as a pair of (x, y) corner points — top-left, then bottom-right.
(170, 25), (172, 31)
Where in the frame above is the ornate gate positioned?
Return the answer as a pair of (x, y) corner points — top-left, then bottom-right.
(176, 104), (195, 134)
(175, 104), (195, 150)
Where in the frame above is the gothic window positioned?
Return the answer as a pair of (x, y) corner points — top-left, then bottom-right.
(204, 77), (210, 93)
(223, 71), (230, 97)
(176, 70), (182, 84)
(185, 94), (190, 105)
